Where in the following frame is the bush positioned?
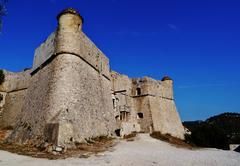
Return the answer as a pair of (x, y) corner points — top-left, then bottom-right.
(184, 113), (240, 150)
(0, 93), (3, 102)
(184, 122), (229, 150)
(0, 69), (5, 85)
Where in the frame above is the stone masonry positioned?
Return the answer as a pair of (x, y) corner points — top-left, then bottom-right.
(0, 8), (185, 148)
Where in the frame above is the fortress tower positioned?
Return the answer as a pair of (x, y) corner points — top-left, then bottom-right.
(8, 8), (116, 147)
(111, 73), (185, 139)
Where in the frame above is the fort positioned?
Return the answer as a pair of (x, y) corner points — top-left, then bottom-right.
(0, 8), (185, 148)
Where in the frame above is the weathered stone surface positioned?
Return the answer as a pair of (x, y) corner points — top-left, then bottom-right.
(1, 8), (185, 148)
(0, 70), (30, 92)
(149, 97), (185, 139)
(32, 32), (56, 71)
(8, 9), (115, 147)
(0, 90), (27, 129)
(112, 72), (185, 139)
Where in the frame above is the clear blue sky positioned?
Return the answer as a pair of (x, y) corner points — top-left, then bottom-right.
(0, 0), (239, 121)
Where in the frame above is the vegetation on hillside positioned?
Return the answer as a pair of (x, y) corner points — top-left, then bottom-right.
(0, 93), (3, 102)
(0, 69), (5, 85)
(184, 113), (240, 150)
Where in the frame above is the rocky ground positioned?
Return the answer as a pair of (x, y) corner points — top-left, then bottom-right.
(0, 134), (239, 166)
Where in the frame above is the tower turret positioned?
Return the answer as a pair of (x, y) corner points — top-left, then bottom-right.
(57, 8), (83, 31)
(56, 8), (84, 54)
(161, 75), (174, 99)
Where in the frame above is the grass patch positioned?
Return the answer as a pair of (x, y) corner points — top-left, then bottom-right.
(150, 132), (197, 149)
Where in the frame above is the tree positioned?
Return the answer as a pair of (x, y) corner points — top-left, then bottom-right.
(184, 113), (240, 150)
(0, 69), (5, 85)
(0, 70), (5, 85)
(0, 0), (7, 31)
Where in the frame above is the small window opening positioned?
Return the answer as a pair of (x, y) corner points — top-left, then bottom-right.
(0, 94), (3, 102)
(120, 111), (130, 122)
(115, 115), (120, 121)
(137, 113), (144, 119)
(136, 88), (141, 96)
(115, 129), (121, 137)
(112, 99), (115, 109)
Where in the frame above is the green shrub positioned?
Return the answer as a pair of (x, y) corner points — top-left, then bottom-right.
(0, 93), (3, 101)
(0, 69), (5, 85)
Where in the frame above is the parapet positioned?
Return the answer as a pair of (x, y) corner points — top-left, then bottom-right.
(161, 76), (173, 82)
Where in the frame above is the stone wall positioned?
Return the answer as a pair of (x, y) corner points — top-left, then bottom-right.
(149, 96), (185, 139)
(33, 32), (56, 71)
(112, 74), (185, 139)
(1, 90), (27, 129)
(0, 70), (30, 92)
(8, 60), (55, 144)
(111, 72), (141, 136)
(133, 97), (153, 132)
(0, 92), (7, 121)
(0, 70), (31, 129)
(50, 54), (115, 146)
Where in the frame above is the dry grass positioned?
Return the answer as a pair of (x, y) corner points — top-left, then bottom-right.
(150, 132), (197, 149)
(123, 132), (137, 141)
(0, 130), (11, 141)
(0, 133), (116, 160)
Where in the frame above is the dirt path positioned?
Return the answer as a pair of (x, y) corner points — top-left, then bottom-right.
(0, 134), (239, 166)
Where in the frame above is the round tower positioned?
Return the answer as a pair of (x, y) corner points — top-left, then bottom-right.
(161, 76), (173, 85)
(57, 8), (83, 31)
(56, 8), (84, 54)
(161, 76), (174, 99)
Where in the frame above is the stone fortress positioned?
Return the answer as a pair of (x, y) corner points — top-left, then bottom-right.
(0, 8), (185, 148)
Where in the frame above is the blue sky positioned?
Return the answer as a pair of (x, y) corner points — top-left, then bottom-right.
(0, 0), (239, 121)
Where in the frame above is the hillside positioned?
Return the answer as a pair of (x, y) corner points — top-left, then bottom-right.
(183, 112), (240, 150)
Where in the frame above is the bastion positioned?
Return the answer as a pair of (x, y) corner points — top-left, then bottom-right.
(0, 8), (185, 148)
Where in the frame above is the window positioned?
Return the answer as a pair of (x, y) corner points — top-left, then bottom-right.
(137, 113), (144, 119)
(115, 115), (120, 121)
(120, 111), (130, 122)
(115, 129), (121, 137)
(136, 88), (141, 96)
(112, 99), (115, 109)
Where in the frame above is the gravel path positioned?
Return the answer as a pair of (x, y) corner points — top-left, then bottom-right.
(0, 134), (239, 166)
